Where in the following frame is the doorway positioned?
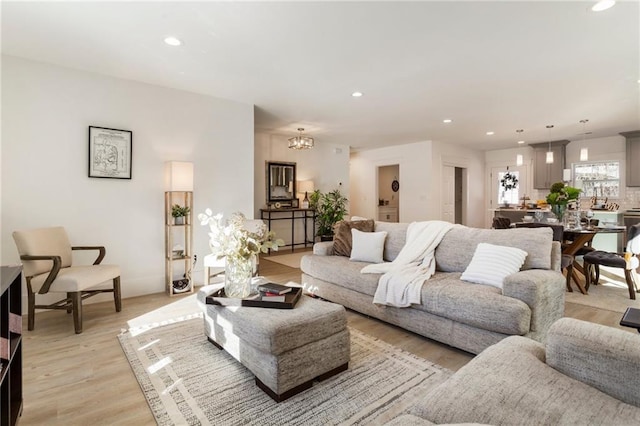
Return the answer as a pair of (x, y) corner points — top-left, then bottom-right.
(377, 165), (400, 222)
(442, 165), (467, 224)
(490, 165), (527, 209)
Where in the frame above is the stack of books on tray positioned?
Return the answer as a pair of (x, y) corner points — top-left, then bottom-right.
(206, 282), (302, 309)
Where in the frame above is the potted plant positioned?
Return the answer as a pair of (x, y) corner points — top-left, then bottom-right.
(313, 189), (348, 241)
(546, 182), (581, 222)
(171, 204), (191, 225)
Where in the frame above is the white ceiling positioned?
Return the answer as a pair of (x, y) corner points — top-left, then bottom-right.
(2, 1), (639, 151)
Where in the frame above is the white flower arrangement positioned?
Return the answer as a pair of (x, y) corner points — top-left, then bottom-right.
(198, 209), (284, 263)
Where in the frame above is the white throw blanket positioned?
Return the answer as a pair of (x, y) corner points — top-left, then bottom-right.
(361, 221), (455, 307)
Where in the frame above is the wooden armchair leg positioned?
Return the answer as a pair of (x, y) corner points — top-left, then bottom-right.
(71, 292), (83, 334)
(584, 262), (591, 291)
(66, 292), (73, 313)
(113, 276), (122, 312)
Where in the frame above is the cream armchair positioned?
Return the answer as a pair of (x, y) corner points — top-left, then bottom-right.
(12, 226), (121, 334)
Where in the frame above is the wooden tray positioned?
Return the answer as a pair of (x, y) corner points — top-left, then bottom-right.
(205, 286), (302, 309)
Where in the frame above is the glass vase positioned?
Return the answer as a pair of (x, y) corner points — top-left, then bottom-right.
(551, 204), (566, 222)
(224, 255), (256, 298)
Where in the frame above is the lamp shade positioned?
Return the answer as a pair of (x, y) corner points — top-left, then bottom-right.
(165, 161), (194, 191)
(297, 180), (315, 194)
(580, 148), (589, 161)
(546, 151), (554, 164)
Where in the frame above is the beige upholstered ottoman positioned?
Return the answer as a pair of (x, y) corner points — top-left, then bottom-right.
(196, 285), (350, 401)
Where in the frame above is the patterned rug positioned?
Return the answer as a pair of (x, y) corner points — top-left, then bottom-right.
(118, 318), (450, 425)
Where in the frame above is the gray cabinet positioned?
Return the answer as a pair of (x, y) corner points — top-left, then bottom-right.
(621, 131), (640, 187)
(530, 140), (570, 189)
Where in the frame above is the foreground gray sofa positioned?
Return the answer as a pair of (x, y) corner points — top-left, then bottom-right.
(301, 222), (566, 354)
(390, 318), (640, 425)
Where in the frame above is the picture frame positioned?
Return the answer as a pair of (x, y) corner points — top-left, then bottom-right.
(88, 126), (132, 179)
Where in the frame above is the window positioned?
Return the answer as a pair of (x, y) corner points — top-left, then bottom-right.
(498, 170), (520, 205)
(572, 161), (620, 198)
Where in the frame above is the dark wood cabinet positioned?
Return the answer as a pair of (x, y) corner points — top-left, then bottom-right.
(1, 266), (23, 426)
(621, 131), (640, 187)
(530, 140), (570, 189)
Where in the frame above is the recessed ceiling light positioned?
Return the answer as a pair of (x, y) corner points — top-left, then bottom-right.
(164, 36), (182, 46)
(486, 131), (495, 136)
(517, 140), (525, 144)
(443, 119), (452, 123)
(352, 92), (363, 97)
(592, 0), (615, 12)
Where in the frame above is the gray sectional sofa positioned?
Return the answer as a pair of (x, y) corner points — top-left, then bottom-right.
(300, 221), (566, 354)
(386, 317), (640, 425)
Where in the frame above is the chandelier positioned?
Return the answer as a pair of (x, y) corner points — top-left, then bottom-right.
(288, 128), (314, 150)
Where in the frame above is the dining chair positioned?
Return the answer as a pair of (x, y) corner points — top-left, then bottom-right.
(583, 224), (640, 300)
(12, 226), (121, 333)
(514, 222), (575, 292)
(492, 217), (511, 229)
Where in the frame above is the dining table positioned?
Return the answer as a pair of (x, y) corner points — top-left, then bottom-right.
(514, 222), (627, 295)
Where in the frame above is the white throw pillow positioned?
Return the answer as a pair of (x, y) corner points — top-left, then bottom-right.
(461, 243), (528, 289)
(350, 229), (387, 263)
(350, 216), (370, 222)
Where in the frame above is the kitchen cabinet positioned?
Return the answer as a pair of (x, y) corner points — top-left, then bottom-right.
(531, 140), (570, 189)
(621, 131), (640, 187)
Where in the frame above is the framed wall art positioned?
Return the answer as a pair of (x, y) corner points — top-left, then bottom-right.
(88, 126), (132, 179)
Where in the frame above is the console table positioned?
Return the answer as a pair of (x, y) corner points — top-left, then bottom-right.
(260, 208), (316, 252)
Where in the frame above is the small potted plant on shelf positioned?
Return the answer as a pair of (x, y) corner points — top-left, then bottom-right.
(171, 204), (191, 225)
(312, 189), (348, 241)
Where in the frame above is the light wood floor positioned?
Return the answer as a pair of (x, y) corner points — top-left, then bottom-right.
(18, 253), (634, 425)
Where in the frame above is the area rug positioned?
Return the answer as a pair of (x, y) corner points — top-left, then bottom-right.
(565, 279), (640, 313)
(262, 251), (310, 269)
(118, 319), (451, 425)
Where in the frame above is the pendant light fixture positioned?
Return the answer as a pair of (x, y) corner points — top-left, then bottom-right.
(579, 119), (589, 161)
(515, 129), (524, 166)
(288, 128), (314, 150)
(545, 125), (554, 164)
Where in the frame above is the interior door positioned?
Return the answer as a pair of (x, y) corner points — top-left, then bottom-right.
(490, 165), (528, 209)
(442, 166), (455, 222)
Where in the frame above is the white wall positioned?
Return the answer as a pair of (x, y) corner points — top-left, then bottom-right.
(1, 56), (254, 306)
(350, 142), (434, 222)
(254, 132), (350, 244)
(431, 141), (486, 228)
(350, 140), (486, 226)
